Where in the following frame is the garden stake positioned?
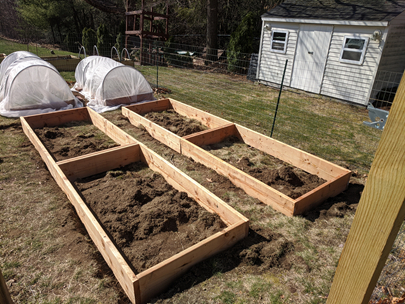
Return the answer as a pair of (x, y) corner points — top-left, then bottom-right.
(271, 59), (288, 137)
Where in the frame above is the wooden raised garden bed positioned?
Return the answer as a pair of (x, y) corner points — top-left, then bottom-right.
(122, 98), (352, 216)
(21, 107), (249, 304)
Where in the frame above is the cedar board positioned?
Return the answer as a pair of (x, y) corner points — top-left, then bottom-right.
(21, 107), (249, 303)
(123, 98), (351, 216)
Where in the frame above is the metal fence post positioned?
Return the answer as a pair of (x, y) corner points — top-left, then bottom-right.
(270, 59), (288, 137)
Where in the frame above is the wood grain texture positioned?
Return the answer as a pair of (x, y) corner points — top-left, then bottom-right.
(169, 98), (232, 128)
(23, 107), (90, 129)
(0, 268), (14, 304)
(122, 106), (182, 153)
(183, 123), (236, 146)
(181, 139), (295, 216)
(88, 107), (138, 145)
(124, 98), (172, 115)
(235, 124), (350, 181)
(327, 74), (405, 304)
(57, 144), (141, 181)
(21, 117), (138, 303)
(137, 221), (248, 303)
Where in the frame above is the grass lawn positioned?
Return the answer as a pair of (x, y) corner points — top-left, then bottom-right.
(0, 37), (76, 57)
(1, 45), (397, 303)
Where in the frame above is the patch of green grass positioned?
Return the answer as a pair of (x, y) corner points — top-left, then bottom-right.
(249, 280), (273, 298)
(216, 290), (237, 304)
(0, 37), (75, 57)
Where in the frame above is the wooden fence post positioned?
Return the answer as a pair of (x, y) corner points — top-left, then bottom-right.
(0, 268), (14, 304)
(326, 75), (405, 303)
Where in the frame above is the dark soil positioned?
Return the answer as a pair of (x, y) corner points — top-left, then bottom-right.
(203, 137), (326, 199)
(35, 121), (119, 161)
(144, 109), (207, 137)
(75, 162), (226, 273)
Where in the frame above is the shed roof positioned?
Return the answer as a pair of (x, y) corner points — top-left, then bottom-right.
(262, 0), (405, 22)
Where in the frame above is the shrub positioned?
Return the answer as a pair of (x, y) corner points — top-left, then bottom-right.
(82, 28), (97, 55)
(227, 12), (255, 73)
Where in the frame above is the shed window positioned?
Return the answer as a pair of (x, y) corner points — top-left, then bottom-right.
(271, 31), (288, 54)
(339, 36), (369, 65)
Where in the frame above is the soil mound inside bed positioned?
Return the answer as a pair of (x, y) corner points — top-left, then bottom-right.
(204, 136), (326, 199)
(144, 109), (207, 137)
(75, 162), (226, 273)
(35, 121), (119, 161)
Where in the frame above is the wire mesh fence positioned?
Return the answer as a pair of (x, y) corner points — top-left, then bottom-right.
(1, 34), (404, 302)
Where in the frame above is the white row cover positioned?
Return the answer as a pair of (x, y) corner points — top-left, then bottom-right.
(0, 51), (39, 82)
(74, 56), (154, 112)
(0, 51), (81, 117)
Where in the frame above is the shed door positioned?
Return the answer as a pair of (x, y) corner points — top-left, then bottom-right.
(291, 24), (332, 93)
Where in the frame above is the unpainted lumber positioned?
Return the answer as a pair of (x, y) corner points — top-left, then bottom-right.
(124, 98), (172, 115)
(57, 144), (141, 181)
(22, 108), (249, 303)
(87, 107), (138, 145)
(235, 124), (350, 181)
(122, 98), (351, 216)
(293, 171), (351, 215)
(182, 123), (236, 146)
(327, 74), (405, 304)
(137, 220), (248, 303)
(0, 268), (14, 304)
(23, 107), (90, 129)
(21, 117), (138, 303)
(169, 98), (232, 128)
(181, 139), (295, 216)
(140, 145), (247, 226)
(122, 106), (182, 153)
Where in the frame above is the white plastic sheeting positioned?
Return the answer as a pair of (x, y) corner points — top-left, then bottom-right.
(74, 56), (154, 112)
(73, 55), (99, 90)
(0, 53), (81, 117)
(0, 51), (39, 83)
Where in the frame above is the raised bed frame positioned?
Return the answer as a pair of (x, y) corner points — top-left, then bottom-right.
(21, 107), (249, 304)
(122, 98), (352, 216)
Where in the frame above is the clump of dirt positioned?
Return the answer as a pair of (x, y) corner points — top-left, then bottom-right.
(75, 162), (226, 273)
(35, 121), (119, 161)
(204, 137), (326, 199)
(144, 109), (208, 137)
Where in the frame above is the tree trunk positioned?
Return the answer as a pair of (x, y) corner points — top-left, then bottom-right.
(206, 0), (218, 62)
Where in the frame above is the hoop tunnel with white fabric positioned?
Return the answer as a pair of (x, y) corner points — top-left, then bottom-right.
(0, 52), (81, 117)
(73, 56), (154, 112)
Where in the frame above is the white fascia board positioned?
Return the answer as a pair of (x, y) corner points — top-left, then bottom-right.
(261, 17), (388, 27)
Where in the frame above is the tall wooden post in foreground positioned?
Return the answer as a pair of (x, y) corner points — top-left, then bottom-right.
(0, 268), (14, 304)
(327, 75), (405, 303)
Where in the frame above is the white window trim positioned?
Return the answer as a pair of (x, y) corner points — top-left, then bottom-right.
(339, 36), (369, 65)
(270, 30), (289, 54)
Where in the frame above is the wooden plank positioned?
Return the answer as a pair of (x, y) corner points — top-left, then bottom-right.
(57, 144), (141, 181)
(21, 117), (138, 303)
(0, 268), (14, 304)
(140, 145), (247, 225)
(23, 107), (90, 129)
(293, 171), (351, 215)
(169, 98), (232, 128)
(183, 123), (236, 146)
(234, 124), (350, 181)
(123, 99), (172, 115)
(327, 75), (405, 304)
(122, 107), (182, 153)
(181, 140), (295, 216)
(87, 107), (138, 145)
(137, 220), (248, 303)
